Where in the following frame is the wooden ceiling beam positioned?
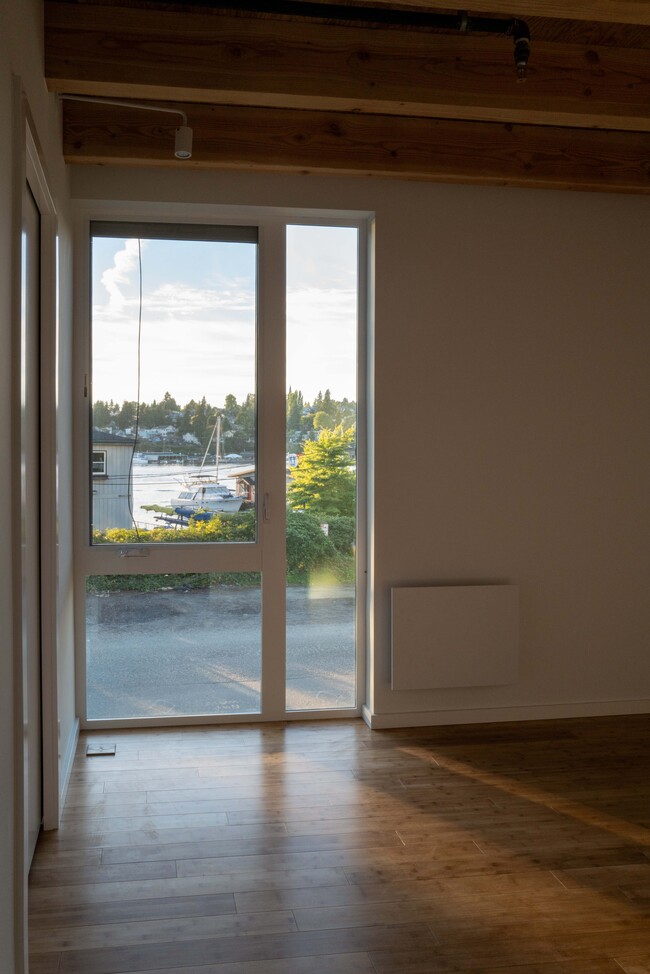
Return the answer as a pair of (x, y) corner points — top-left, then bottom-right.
(61, 100), (650, 194)
(45, 2), (650, 133)
(299, 1), (650, 28)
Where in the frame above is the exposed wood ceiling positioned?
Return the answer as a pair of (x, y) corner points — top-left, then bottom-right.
(45, 0), (650, 193)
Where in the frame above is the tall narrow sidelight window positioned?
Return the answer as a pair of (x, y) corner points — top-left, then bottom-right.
(285, 225), (359, 711)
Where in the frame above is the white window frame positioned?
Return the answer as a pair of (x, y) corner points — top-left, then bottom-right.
(73, 201), (370, 729)
(91, 449), (107, 476)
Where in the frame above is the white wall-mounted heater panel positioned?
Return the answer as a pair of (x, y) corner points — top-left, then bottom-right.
(391, 585), (519, 690)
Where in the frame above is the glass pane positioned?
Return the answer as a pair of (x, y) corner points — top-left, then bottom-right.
(90, 232), (257, 544)
(285, 225), (358, 711)
(86, 573), (261, 719)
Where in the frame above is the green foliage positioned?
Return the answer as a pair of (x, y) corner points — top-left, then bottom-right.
(93, 389), (355, 459)
(93, 511), (256, 547)
(326, 515), (355, 555)
(92, 400), (114, 427)
(87, 573), (213, 593)
(313, 410), (334, 431)
(90, 509), (354, 591)
(287, 425), (356, 518)
(285, 510), (335, 574)
(286, 388), (304, 433)
(89, 513), (258, 593)
(86, 572), (260, 594)
(115, 400), (138, 430)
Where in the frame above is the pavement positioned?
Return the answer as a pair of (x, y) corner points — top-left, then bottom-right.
(86, 583), (356, 719)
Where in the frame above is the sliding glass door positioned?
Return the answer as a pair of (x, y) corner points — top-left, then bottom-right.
(78, 216), (363, 725)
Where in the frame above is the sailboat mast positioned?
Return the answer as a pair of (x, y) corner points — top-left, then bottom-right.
(199, 413), (221, 479)
(215, 414), (221, 482)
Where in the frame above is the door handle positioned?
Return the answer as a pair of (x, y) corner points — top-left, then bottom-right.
(263, 492), (270, 522)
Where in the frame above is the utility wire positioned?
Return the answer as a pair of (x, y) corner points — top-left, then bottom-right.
(126, 239), (143, 540)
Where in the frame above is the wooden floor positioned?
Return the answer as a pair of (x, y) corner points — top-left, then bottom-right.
(29, 715), (650, 974)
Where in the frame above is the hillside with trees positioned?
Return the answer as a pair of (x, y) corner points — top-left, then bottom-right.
(93, 389), (355, 456)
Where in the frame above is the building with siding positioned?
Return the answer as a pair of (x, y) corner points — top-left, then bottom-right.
(91, 430), (134, 531)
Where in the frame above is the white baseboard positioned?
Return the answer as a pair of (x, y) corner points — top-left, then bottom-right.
(59, 717), (80, 811)
(362, 698), (650, 729)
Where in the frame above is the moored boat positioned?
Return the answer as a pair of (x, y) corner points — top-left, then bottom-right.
(170, 479), (244, 514)
(169, 414), (245, 514)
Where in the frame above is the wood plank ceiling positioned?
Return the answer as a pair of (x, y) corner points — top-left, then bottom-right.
(45, 0), (650, 192)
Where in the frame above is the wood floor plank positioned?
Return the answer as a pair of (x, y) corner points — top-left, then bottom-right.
(175, 839), (484, 878)
(29, 891), (237, 928)
(58, 812), (231, 834)
(554, 862), (650, 888)
(29, 867), (349, 911)
(369, 948), (625, 973)
(29, 908), (298, 952)
(102, 829), (403, 865)
(616, 959), (650, 974)
(29, 860), (177, 888)
(52, 923), (437, 974)
(43, 821), (290, 851)
(30, 847), (104, 867)
(28, 954), (62, 974)
(111, 953), (377, 974)
(61, 795), (337, 822)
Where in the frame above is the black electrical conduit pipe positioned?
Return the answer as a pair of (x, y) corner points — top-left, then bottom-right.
(176, 1), (531, 79)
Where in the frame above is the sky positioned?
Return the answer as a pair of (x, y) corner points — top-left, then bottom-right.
(91, 225), (358, 409)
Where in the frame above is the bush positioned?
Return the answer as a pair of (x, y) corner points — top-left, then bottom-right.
(93, 510), (256, 547)
(285, 510), (336, 574)
(326, 516), (355, 555)
(87, 573), (213, 593)
(89, 509), (354, 591)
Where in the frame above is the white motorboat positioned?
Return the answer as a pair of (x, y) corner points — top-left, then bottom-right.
(170, 415), (245, 514)
(170, 479), (244, 514)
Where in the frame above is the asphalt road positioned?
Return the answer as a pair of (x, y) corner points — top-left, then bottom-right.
(86, 584), (356, 718)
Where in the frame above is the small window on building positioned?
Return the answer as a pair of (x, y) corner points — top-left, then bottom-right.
(92, 450), (107, 476)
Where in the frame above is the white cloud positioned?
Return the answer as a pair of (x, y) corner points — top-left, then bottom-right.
(286, 286), (357, 401)
(142, 282), (255, 318)
(99, 239), (145, 313)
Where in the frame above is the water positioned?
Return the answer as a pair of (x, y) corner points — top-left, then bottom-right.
(130, 460), (246, 528)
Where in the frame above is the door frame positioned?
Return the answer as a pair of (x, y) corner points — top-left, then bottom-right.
(11, 92), (61, 974)
(25, 124), (60, 833)
(72, 201), (369, 728)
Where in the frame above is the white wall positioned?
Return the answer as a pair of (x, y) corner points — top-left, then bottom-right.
(370, 185), (650, 725)
(72, 167), (650, 727)
(1, 0), (73, 966)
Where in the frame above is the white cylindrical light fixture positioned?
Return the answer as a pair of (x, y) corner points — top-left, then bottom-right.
(174, 125), (193, 160)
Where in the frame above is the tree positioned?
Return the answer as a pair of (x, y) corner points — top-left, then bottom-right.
(115, 400), (138, 430)
(189, 396), (217, 447)
(233, 393), (256, 453)
(286, 388), (303, 433)
(223, 393), (238, 418)
(287, 425), (355, 518)
(161, 391), (179, 420)
(313, 410), (334, 431)
(92, 400), (113, 428)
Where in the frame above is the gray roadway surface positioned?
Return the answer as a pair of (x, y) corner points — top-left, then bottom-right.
(86, 584), (355, 718)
